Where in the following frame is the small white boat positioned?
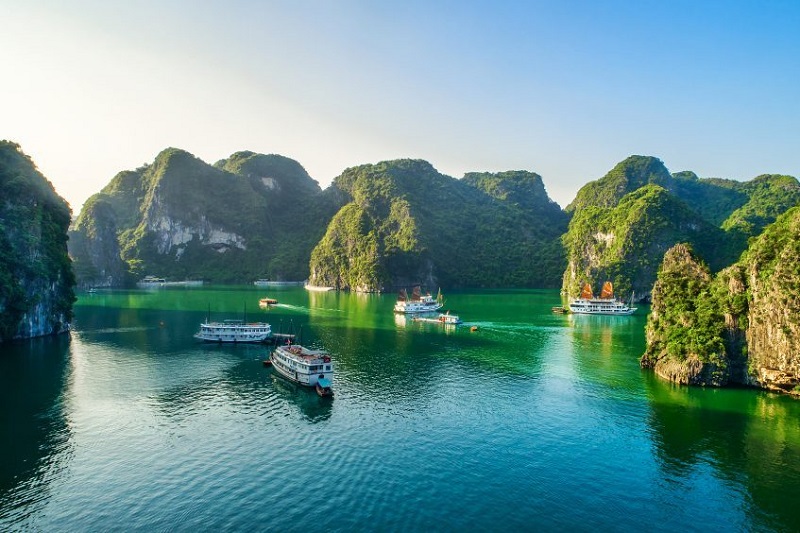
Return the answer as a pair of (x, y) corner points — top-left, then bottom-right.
(412, 312), (462, 325)
(568, 282), (637, 316)
(270, 343), (334, 396)
(394, 286), (444, 314)
(194, 319), (272, 343)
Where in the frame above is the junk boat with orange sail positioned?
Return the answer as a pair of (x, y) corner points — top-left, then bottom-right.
(394, 286), (444, 314)
(568, 281), (636, 316)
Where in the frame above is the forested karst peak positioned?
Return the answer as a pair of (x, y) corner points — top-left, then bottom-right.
(566, 155), (672, 213)
(69, 147), (336, 286)
(561, 183), (726, 299)
(216, 151), (320, 194)
(309, 159), (568, 291)
(462, 170), (560, 211)
(0, 141), (75, 341)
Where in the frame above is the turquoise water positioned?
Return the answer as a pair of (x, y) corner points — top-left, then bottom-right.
(2, 286), (800, 531)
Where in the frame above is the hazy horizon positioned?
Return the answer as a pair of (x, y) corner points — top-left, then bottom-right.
(2, 0), (798, 213)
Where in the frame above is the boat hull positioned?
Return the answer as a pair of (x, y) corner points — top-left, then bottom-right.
(568, 298), (636, 316)
(194, 334), (272, 343)
(568, 308), (636, 316)
(194, 321), (273, 343)
(393, 303), (443, 314)
(269, 346), (334, 390)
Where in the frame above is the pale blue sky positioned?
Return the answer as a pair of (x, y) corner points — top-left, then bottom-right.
(2, 0), (798, 211)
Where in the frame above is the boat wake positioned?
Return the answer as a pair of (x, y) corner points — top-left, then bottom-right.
(274, 303), (307, 311)
(80, 326), (156, 334)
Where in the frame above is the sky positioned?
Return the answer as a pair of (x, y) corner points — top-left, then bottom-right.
(2, 0), (799, 213)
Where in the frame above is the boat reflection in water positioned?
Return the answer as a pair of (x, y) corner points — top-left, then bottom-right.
(269, 375), (332, 422)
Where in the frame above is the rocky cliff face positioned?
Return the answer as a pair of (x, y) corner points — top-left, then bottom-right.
(0, 141), (75, 341)
(642, 208), (800, 395)
(69, 148), (337, 285)
(742, 207), (800, 394)
(640, 244), (729, 385)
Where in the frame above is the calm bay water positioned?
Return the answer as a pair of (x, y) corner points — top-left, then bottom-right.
(2, 286), (800, 531)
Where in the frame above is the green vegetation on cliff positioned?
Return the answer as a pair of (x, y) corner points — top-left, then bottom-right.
(70, 148), (338, 285)
(562, 155), (800, 300)
(562, 185), (725, 299)
(566, 155), (672, 213)
(0, 141), (75, 341)
(640, 244), (728, 385)
(740, 206), (800, 392)
(309, 160), (568, 291)
(642, 207), (800, 394)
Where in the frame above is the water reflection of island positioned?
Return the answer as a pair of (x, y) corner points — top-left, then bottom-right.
(645, 377), (800, 532)
(0, 336), (72, 514)
(269, 374), (332, 423)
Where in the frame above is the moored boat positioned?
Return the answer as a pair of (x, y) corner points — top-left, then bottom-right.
(304, 283), (334, 292)
(270, 343), (334, 396)
(138, 275), (166, 286)
(568, 282), (636, 315)
(194, 319), (273, 343)
(394, 286), (444, 314)
(259, 297), (278, 307)
(255, 279), (304, 286)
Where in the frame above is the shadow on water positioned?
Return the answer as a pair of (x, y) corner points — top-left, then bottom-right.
(644, 374), (800, 532)
(0, 335), (72, 521)
(268, 374), (332, 423)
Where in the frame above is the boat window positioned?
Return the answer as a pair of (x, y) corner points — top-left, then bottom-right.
(325, 365), (331, 371)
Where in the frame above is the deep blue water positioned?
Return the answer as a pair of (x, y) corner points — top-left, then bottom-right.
(2, 286), (799, 531)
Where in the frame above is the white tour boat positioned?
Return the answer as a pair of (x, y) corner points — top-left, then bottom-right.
(568, 282), (637, 316)
(270, 343), (334, 396)
(137, 275), (166, 286)
(394, 286), (444, 314)
(194, 319), (273, 343)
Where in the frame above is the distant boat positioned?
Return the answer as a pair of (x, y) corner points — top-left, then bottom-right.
(138, 275), (166, 285)
(394, 286), (444, 314)
(194, 319), (272, 343)
(137, 276), (203, 288)
(254, 279), (304, 287)
(259, 297), (278, 307)
(270, 343), (334, 397)
(568, 281), (636, 316)
(304, 283), (334, 292)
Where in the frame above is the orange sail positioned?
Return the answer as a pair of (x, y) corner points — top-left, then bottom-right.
(600, 281), (614, 299)
(411, 286), (422, 301)
(580, 283), (594, 299)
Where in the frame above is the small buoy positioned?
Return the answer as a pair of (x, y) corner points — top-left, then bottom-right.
(159, 321), (165, 328)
